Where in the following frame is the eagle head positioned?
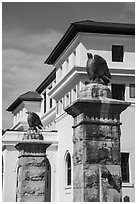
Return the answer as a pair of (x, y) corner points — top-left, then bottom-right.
(87, 53), (93, 59)
(26, 111), (31, 114)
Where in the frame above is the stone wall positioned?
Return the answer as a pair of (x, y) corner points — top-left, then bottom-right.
(65, 83), (130, 202)
(73, 117), (121, 202)
(15, 133), (51, 202)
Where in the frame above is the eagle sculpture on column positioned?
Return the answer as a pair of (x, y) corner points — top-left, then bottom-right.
(86, 53), (111, 85)
(26, 111), (43, 131)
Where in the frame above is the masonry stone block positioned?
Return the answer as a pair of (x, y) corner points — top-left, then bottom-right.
(15, 131), (51, 202)
(65, 83), (130, 202)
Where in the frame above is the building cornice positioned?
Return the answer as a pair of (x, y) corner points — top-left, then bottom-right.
(48, 66), (135, 101)
(45, 20), (135, 65)
(48, 66), (85, 100)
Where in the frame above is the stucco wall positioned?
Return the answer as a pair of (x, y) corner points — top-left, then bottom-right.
(2, 147), (18, 202)
(81, 33), (135, 69)
(55, 113), (73, 201)
(120, 104), (135, 202)
(46, 144), (58, 202)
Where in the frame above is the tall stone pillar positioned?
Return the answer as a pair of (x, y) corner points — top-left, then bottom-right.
(65, 83), (130, 202)
(15, 130), (51, 202)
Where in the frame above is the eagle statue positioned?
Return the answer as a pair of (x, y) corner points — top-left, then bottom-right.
(26, 111), (43, 131)
(86, 53), (111, 85)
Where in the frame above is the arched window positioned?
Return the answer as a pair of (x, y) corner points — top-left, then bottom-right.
(16, 167), (20, 202)
(124, 195), (130, 202)
(2, 156), (4, 189)
(45, 158), (51, 202)
(65, 152), (71, 186)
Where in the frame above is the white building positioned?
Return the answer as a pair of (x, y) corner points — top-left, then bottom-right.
(2, 20), (135, 202)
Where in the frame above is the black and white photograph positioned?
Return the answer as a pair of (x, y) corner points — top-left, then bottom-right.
(2, 1), (135, 202)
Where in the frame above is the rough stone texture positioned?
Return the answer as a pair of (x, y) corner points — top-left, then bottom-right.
(23, 129), (43, 140)
(80, 83), (111, 98)
(65, 83), (130, 202)
(72, 119), (122, 202)
(15, 132), (51, 202)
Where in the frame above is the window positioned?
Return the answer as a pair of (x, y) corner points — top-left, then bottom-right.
(53, 79), (56, 87)
(121, 153), (129, 183)
(112, 45), (124, 62)
(111, 84), (125, 100)
(65, 93), (70, 107)
(73, 50), (76, 66)
(44, 92), (46, 113)
(60, 66), (62, 78)
(77, 83), (80, 98)
(129, 84), (135, 98)
(70, 91), (72, 104)
(66, 59), (69, 71)
(72, 87), (77, 102)
(50, 98), (52, 109)
(48, 84), (52, 90)
(57, 101), (59, 114)
(59, 99), (63, 113)
(57, 99), (63, 114)
(65, 153), (71, 186)
(124, 196), (130, 202)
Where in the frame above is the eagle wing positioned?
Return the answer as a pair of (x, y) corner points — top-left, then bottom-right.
(86, 55), (95, 80)
(94, 54), (111, 79)
(27, 113), (34, 128)
(31, 112), (43, 129)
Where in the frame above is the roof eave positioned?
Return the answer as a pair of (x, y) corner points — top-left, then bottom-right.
(36, 68), (56, 94)
(7, 97), (42, 112)
(45, 21), (135, 65)
(44, 22), (76, 65)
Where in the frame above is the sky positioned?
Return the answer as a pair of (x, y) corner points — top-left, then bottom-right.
(2, 1), (135, 130)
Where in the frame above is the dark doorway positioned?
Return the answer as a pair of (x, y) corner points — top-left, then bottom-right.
(45, 158), (51, 202)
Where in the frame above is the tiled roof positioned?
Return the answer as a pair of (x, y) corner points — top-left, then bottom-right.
(45, 20), (135, 65)
(7, 91), (42, 112)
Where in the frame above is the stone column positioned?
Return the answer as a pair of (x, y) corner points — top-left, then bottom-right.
(65, 83), (130, 202)
(15, 130), (51, 202)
